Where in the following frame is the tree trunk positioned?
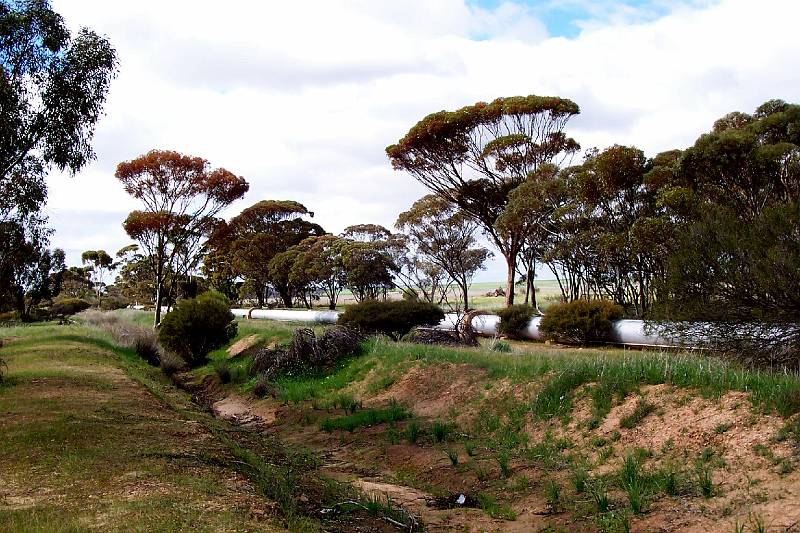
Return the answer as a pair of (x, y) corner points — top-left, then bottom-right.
(461, 277), (469, 312)
(504, 255), (516, 306)
(281, 291), (293, 308)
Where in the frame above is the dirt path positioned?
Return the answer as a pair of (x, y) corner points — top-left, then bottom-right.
(0, 326), (283, 532)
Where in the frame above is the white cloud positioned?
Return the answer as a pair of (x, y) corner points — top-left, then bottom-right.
(46, 0), (800, 281)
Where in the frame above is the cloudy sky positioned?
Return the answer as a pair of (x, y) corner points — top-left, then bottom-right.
(46, 0), (800, 281)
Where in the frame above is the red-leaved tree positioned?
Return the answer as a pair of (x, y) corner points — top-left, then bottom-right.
(116, 150), (248, 327)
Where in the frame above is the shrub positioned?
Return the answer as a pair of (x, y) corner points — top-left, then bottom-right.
(248, 326), (364, 380)
(50, 298), (92, 317)
(159, 351), (184, 376)
(215, 360), (232, 383)
(99, 296), (130, 311)
(489, 338), (512, 352)
(337, 300), (444, 340)
(132, 332), (161, 366)
(157, 292), (237, 367)
(539, 299), (623, 345)
(496, 305), (536, 338)
(0, 354), (6, 384)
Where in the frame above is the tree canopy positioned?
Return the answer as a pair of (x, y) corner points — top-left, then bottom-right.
(116, 149), (248, 326)
(387, 95), (580, 304)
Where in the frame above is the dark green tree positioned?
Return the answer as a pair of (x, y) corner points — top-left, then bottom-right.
(0, 0), (117, 224)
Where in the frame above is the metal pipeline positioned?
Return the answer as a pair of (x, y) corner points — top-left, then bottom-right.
(230, 308), (683, 347)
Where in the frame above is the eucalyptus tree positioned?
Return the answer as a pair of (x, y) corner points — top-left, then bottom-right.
(208, 200), (324, 307)
(0, 0), (117, 224)
(395, 194), (490, 311)
(387, 95), (580, 305)
(117, 150), (249, 327)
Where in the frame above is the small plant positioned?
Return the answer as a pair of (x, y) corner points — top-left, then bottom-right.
(544, 480), (560, 511)
(714, 421), (733, 434)
(496, 305), (536, 338)
(432, 420), (452, 443)
(132, 332), (161, 366)
(214, 359), (232, 383)
(497, 450), (512, 477)
(445, 447), (459, 466)
(406, 420), (421, 444)
(539, 299), (623, 345)
(477, 493), (516, 520)
(619, 399), (657, 429)
(696, 463), (714, 498)
(464, 440), (477, 457)
(252, 375), (273, 398)
(489, 338), (512, 352)
(747, 512), (766, 533)
(159, 351), (184, 376)
(571, 468), (589, 493)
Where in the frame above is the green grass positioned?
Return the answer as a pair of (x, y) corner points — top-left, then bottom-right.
(619, 399), (657, 429)
(0, 322), (285, 532)
(320, 403), (411, 432)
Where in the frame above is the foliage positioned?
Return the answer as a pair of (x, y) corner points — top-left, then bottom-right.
(117, 150), (249, 326)
(80, 249), (115, 297)
(0, 217), (65, 318)
(496, 304), (536, 338)
(157, 292), (237, 367)
(205, 200), (323, 308)
(652, 100), (800, 365)
(50, 297), (91, 316)
(132, 331), (161, 366)
(539, 299), (623, 345)
(320, 403), (410, 432)
(388, 95), (580, 305)
(338, 228), (398, 302)
(395, 194), (491, 310)
(99, 295), (130, 311)
(249, 326), (364, 380)
(337, 300), (445, 340)
(0, 0), (117, 225)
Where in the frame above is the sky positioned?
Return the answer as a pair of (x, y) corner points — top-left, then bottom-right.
(45, 0), (800, 282)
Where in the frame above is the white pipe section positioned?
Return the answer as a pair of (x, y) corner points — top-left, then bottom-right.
(230, 308), (686, 347)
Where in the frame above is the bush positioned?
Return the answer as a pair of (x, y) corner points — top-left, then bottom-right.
(337, 300), (444, 340)
(539, 299), (623, 345)
(157, 292), (237, 367)
(248, 326), (364, 381)
(99, 296), (130, 311)
(159, 351), (184, 376)
(214, 359), (232, 383)
(132, 332), (161, 366)
(496, 304), (536, 338)
(50, 298), (92, 317)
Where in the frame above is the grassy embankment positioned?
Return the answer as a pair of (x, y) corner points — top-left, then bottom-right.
(181, 312), (800, 531)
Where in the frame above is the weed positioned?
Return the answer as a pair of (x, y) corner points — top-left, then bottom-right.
(464, 440), (477, 456)
(620, 455), (647, 514)
(696, 463), (714, 498)
(497, 450), (512, 477)
(445, 447), (459, 466)
(477, 493), (516, 520)
(714, 421), (733, 434)
(589, 480), (610, 513)
(432, 420), (452, 443)
(544, 480), (561, 511)
(406, 421), (421, 444)
(320, 403), (410, 432)
(214, 359), (231, 383)
(571, 467), (589, 493)
(619, 399), (657, 429)
(748, 512), (766, 533)
(489, 338), (512, 353)
(329, 393), (361, 414)
(596, 510), (631, 533)
(386, 426), (400, 445)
